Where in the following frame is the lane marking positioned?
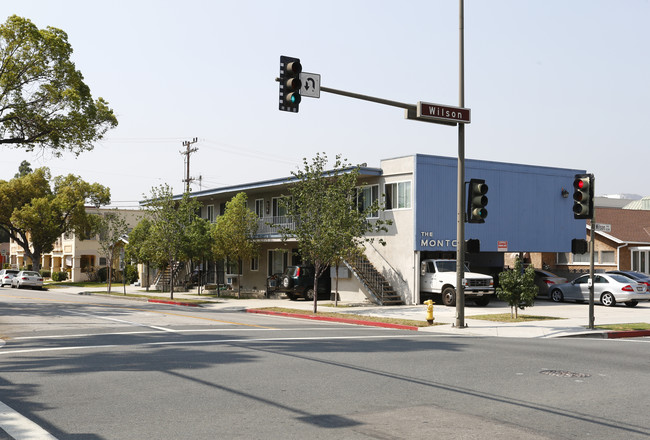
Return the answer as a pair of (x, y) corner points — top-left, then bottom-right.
(0, 400), (58, 439)
(0, 334), (430, 356)
(64, 310), (177, 333)
(0, 293), (276, 329)
(9, 327), (374, 341)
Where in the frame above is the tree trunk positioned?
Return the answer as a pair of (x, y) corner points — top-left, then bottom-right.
(28, 246), (42, 272)
(108, 263), (112, 293)
(169, 259), (175, 300)
(334, 264), (339, 307)
(237, 259), (242, 299)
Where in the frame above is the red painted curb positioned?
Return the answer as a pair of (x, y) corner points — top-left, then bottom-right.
(246, 309), (420, 331)
(605, 330), (650, 339)
(148, 299), (200, 307)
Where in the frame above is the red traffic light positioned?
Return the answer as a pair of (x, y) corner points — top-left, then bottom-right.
(572, 174), (593, 219)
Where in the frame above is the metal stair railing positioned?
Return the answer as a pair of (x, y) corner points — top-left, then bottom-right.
(155, 261), (188, 292)
(344, 254), (403, 306)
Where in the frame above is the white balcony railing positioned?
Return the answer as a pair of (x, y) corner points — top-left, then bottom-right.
(255, 216), (296, 237)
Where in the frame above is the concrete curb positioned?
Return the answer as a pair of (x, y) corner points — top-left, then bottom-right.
(246, 309), (421, 331)
(604, 330), (650, 339)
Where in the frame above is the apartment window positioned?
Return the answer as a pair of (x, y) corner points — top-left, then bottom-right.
(268, 250), (287, 276)
(219, 202), (226, 216)
(206, 205), (215, 222)
(250, 256), (259, 271)
(80, 255), (95, 272)
(356, 184), (379, 218)
(573, 252), (590, 263)
(255, 199), (264, 218)
(385, 181), (412, 210)
(99, 257), (107, 266)
(225, 258), (242, 276)
(600, 251), (615, 264)
(272, 197), (290, 218)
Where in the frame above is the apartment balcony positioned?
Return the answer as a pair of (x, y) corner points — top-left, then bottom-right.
(255, 216), (296, 239)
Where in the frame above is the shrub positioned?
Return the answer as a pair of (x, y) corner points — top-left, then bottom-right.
(125, 264), (139, 284)
(52, 271), (68, 282)
(40, 270), (51, 278)
(97, 266), (108, 282)
(496, 258), (538, 318)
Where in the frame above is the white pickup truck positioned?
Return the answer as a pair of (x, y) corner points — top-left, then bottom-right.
(420, 259), (494, 306)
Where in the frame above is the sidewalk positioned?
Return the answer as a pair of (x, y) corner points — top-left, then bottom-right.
(51, 284), (650, 339)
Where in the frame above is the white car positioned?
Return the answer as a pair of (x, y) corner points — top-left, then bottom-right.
(549, 273), (649, 307)
(0, 269), (20, 287)
(11, 271), (44, 290)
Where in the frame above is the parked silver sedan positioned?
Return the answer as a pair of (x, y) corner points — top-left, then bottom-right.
(0, 269), (20, 287)
(10, 271), (44, 290)
(549, 273), (649, 307)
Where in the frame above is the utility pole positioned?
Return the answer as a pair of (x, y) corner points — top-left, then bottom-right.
(181, 137), (198, 193)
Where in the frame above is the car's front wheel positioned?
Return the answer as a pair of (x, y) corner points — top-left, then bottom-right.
(441, 287), (456, 307)
(304, 288), (315, 301)
(550, 289), (563, 302)
(600, 292), (616, 307)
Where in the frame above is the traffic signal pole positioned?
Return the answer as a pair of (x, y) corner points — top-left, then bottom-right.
(455, 0), (466, 328)
(589, 179), (596, 330)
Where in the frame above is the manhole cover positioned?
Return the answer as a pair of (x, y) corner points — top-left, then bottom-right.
(540, 369), (591, 378)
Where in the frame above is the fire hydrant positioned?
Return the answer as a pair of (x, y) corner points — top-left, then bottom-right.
(424, 299), (435, 325)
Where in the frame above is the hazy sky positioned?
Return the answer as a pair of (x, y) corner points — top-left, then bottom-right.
(3, 1), (649, 208)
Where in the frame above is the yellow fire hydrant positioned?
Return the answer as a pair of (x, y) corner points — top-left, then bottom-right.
(424, 299), (435, 325)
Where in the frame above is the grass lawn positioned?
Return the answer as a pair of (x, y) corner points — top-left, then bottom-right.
(593, 323), (650, 331)
(468, 313), (565, 323)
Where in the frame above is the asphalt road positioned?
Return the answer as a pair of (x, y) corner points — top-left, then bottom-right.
(1, 288), (649, 440)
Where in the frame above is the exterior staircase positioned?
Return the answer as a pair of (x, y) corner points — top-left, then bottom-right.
(344, 254), (403, 305)
(153, 261), (188, 292)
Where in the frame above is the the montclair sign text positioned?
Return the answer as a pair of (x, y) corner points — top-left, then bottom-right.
(420, 231), (458, 248)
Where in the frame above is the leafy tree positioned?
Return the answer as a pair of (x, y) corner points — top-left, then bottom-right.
(496, 258), (539, 318)
(0, 15), (117, 155)
(125, 216), (156, 291)
(212, 192), (259, 298)
(0, 167), (110, 272)
(279, 153), (390, 313)
(14, 160), (32, 178)
(141, 184), (209, 299)
(96, 210), (130, 294)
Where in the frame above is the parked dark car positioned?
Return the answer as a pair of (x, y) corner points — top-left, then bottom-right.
(533, 269), (567, 298)
(277, 265), (331, 300)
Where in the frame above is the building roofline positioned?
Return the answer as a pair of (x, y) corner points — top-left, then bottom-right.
(142, 165), (383, 203)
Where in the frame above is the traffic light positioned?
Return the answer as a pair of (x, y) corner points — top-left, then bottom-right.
(571, 238), (588, 254)
(466, 239), (480, 253)
(279, 56), (302, 113)
(572, 173), (594, 219)
(467, 179), (488, 223)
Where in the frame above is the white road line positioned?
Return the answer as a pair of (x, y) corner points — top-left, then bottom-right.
(0, 400), (58, 440)
(64, 310), (177, 333)
(10, 327), (359, 340)
(0, 334), (431, 356)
